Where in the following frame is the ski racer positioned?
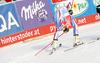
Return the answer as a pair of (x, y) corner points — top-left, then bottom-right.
(52, 1), (83, 50)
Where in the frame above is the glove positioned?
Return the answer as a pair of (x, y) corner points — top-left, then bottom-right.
(69, 8), (73, 15)
(63, 28), (69, 33)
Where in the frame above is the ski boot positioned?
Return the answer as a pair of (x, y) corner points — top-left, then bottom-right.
(73, 35), (83, 47)
(52, 39), (58, 51)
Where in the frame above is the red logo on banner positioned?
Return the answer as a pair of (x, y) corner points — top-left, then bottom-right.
(52, 0), (67, 3)
(5, 0), (12, 2)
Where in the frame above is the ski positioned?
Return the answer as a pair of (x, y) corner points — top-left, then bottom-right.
(64, 38), (100, 52)
(49, 44), (62, 55)
(64, 43), (83, 52)
(49, 51), (54, 55)
(49, 37), (100, 54)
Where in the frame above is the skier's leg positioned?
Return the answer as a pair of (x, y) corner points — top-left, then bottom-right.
(53, 29), (59, 47)
(73, 35), (83, 47)
(53, 19), (64, 49)
(71, 17), (83, 47)
(71, 17), (78, 36)
(52, 19), (60, 49)
(52, 9), (64, 50)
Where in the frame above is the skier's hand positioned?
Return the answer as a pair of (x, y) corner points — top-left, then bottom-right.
(63, 28), (69, 33)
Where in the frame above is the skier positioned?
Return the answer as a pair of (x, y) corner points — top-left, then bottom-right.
(52, 1), (83, 50)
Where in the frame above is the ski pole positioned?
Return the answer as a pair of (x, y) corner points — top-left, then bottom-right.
(34, 32), (65, 56)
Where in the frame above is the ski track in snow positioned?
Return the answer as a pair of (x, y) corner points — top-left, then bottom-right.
(0, 22), (100, 63)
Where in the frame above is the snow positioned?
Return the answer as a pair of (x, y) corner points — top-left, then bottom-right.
(0, 22), (100, 63)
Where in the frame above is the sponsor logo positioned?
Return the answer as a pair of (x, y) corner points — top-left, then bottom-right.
(0, 12), (20, 32)
(0, 28), (40, 45)
(77, 18), (87, 24)
(51, 0), (67, 3)
(54, 0), (88, 17)
(50, 25), (56, 32)
(0, 31), (33, 45)
(36, 9), (48, 22)
(21, 1), (46, 21)
(93, 0), (100, 6)
(95, 14), (100, 20)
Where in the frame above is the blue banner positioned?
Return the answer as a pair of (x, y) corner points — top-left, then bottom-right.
(0, 3), (23, 37)
(48, 0), (98, 19)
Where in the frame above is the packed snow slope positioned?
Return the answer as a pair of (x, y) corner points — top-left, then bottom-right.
(0, 22), (100, 63)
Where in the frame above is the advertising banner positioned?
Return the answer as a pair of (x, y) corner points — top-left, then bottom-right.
(15, 0), (54, 30)
(48, 0), (99, 19)
(0, 0), (100, 47)
(93, 0), (100, 6)
(51, 0), (67, 3)
(0, 23), (56, 47)
(0, 3), (23, 37)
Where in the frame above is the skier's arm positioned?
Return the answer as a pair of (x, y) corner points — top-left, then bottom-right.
(66, 2), (72, 9)
(66, 2), (73, 15)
